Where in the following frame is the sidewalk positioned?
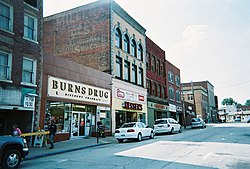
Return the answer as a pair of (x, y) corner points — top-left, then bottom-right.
(26, 136), (117, 160)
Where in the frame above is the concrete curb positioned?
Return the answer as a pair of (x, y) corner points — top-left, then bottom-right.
(26, 142), (111, 160)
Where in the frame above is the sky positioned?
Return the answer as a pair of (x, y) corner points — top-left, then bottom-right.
(43, 0), (250, 106)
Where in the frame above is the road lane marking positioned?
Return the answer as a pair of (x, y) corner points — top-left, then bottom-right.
(57, 159), (68, 164)
(203, 152), (213, 160)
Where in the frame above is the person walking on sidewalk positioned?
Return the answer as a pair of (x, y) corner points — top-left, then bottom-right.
(48, 120), (57, 149)
(12, 124), (22, 137)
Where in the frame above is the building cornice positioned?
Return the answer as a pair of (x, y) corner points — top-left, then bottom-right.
(112, 1), (146, 35)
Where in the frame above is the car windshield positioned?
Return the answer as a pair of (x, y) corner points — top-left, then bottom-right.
(192, 118), (200, 122)
(120, 123), (136, 128)
(154, 120), (166, 125)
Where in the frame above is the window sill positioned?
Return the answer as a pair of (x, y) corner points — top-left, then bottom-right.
(23, 37), (39, 44)
(0, 79), (13, 83)
(21, 82), (37, 87)
(0, 28), (15, 35)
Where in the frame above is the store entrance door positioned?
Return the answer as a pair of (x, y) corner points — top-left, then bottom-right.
(71, 112), (91, 137)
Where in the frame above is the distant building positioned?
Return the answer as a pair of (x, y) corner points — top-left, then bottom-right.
(0, 0), (43, 135)
(182, 81), (217, 122)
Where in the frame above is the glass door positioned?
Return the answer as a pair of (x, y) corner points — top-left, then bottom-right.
(71, 112), (91, 137)
(79, 113), (85, 136)
(71, 112), (79, 136)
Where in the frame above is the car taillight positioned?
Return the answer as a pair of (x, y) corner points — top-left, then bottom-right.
(127, 129), (135, 132)
(115, 130), (120, 133)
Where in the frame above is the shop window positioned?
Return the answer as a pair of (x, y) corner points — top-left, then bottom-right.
(46, 101), (71, 133)
(115, 111), (126, 129)
(24, 0), (38, 8)
(99, 109), (111, 131)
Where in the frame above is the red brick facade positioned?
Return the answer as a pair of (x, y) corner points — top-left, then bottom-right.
(44, 1), (111, 72)
(146, 37), (166, 98)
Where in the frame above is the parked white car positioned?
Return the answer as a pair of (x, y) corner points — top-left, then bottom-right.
(153, 118), (182, 134)
(191, 118), (206, 128)
(114, 122), (154, 143)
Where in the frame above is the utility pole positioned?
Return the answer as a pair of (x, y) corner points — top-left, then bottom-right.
(181, 83), (186, 129)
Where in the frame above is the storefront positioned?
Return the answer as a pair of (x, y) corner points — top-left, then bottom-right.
(0, 85), (37, 135)
(147, 101), (169, 128)
(43, 76), (111, 141)
(169, 103), (177, 120)
(112, 85), (147, 131)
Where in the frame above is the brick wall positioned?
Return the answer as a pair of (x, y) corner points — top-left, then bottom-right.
(44, 1), (111, 72)
(146, 37), (166, 97)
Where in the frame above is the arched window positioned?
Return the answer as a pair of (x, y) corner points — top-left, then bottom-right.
(131, 39), (137, 57)
(123, 34), (130, 53)
(138, 44), (143, 61)
(115, 28), (122, 49)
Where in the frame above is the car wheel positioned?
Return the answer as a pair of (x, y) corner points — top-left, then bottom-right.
(179, 128), (182, 133)
(150, 131), (154, 139)
(170, 128), (174, 134)
(117, 139), (123, 143)
(137, 133), (142, 142)
(2, 149), (22, 169)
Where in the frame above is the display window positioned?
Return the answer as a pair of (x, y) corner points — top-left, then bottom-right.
(115, 111), (146, 128)
(46, 101), (71, 133)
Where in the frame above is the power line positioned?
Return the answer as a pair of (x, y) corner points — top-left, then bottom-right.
(217, 80), (250, 89)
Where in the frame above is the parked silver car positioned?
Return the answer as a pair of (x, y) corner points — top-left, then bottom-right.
(153, 118), (182, 134)
(191, 118), (206, 129)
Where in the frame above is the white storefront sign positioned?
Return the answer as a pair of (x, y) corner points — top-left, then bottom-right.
(48, 76), (110, 105)
(115, 88), (145, 103)
(169, 104), (177, 112)
(24, 95), (35, 108)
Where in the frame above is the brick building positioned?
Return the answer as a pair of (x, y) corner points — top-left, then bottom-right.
(43, 0), (147, 135)
(165, 60), (183, 123)
(0, 0), (43, 135)
(146, 37), (168, 127)
(182, 81), (217, 122)
(41, 54), (112, 141)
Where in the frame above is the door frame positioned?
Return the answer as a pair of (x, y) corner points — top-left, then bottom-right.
(71, 111), (92, 138)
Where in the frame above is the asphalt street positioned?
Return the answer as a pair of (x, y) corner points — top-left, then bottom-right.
(21, 123), (250, 169)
